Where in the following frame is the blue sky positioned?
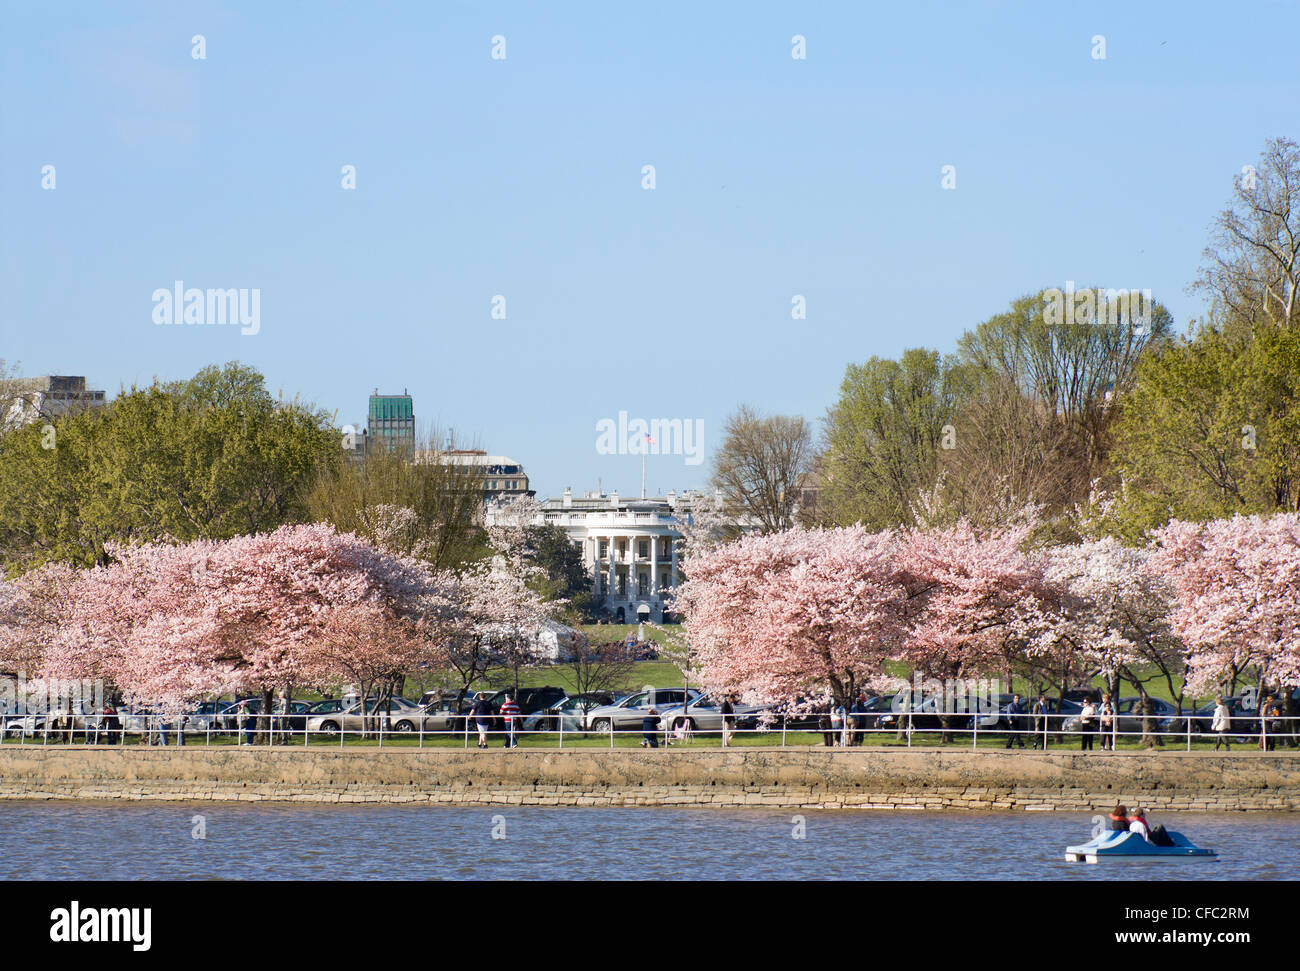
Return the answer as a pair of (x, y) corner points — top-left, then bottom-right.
(2, 1), (1297, 500)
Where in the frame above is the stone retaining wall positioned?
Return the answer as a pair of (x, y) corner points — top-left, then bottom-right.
(0, 747), (1295, 810)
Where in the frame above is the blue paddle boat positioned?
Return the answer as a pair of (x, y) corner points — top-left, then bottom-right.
(1065, 829), (1217, 863)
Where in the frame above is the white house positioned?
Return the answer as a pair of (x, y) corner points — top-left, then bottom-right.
(525, 488), (723, 624)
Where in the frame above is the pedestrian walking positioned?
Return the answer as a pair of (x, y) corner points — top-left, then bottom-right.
(470, 693), (493, 749)
(499, 693), (520, 748)
(818, 705), (835, 747)
(720, 695), (735, 747)
(1004, 693), (1025, 749)
(1031, 694), (1049, 749)
(1098, 694), (1115, 750)
(1079, 697), (1097, 751)
(1259, 693), (1280, 751)
(1211, 696), (1231, 751)
(851, 691), (868, 746)
(102, 705), (120, 745)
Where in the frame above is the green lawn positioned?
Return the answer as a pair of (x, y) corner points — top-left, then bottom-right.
(12, 725), (1284, 751)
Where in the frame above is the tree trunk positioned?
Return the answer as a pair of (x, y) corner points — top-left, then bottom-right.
(261, 688), (274, 745)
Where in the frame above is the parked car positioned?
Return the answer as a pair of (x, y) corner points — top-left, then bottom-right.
(391, 699), (463, 735)
(524, 693), (618, 732)
(875, 691), (1009, 732)
(1062, 689), (1102, 705)
(582, 688), (703, 733)
(1061, 696), (1181, 737)
(1188, 695), (1261, 739)
(305, 696), (423, 735)
(215, 697), (262, 732)
(655, 694), (764, 734)
(417, 689), (463, 709)
(220, 698), (316, 734)
(765, 697), (845, 732)
(511, 687), (569, 715)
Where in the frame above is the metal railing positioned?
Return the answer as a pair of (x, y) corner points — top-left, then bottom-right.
(1, 709), (1297, 752)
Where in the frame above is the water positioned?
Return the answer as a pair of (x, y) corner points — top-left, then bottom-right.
(0, 802), (1294, 880)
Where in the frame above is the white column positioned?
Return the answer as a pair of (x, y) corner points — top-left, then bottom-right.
(591, 535), (601, 596)
(650, 532), (658, 596)
(670, 534), (677, 590)
(607, 535), (616, 600)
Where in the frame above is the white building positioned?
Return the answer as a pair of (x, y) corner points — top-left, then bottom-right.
(425, 449), (532, 501)
(532, 487), (721, 624)
(2, 375), (106, 430)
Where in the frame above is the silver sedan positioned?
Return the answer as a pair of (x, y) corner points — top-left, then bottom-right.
(305, 697), (423, 735)
(656, 696), (764, 734)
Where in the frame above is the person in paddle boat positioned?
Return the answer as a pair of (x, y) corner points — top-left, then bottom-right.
(1129, 807), (1176, 847)
(1128, 807), (1152, 841)
(1107, 803), (1130, 832)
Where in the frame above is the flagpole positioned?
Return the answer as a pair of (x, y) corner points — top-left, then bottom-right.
(641, 446), (646, 499)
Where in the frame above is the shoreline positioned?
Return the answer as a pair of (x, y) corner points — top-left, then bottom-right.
(0, 747), (1296, 811)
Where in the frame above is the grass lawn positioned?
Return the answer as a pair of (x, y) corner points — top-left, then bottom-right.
(14, 725), (1285, 751)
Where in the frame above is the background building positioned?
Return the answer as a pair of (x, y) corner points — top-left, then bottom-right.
(434, 449), (532, 500)
(367, 389), (415, 457)
(530, 487), (722, 624)
(2, 375), (106, 430)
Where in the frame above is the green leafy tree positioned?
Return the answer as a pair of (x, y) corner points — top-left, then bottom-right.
(820, 348), (957, 528)
(303, 436), (489, 574)
(0, 362), (339, 571)
(522, 524), (595, 621)
(1109, 319), (1300, 537)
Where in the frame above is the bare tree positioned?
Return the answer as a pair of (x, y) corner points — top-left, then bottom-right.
(711, 405), (813, 533)
(560, 634), (639, 728)
(304, 428), (487, 572)
(1196, 136), (1300, 330)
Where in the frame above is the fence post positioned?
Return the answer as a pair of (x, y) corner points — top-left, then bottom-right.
(781, 715), (786, 748)
(464, 714), (469, 749)
(558, 715), (563, 750)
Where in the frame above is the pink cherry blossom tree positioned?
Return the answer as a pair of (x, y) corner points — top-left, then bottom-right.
(899, 519), (1062, 713)
(1148, 513), (1300, 698)
(1044, 538), (1176, 697)
(40, 524), (448, 722)
(439, 562), (553, 702)
(675, 525), (911, 710)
